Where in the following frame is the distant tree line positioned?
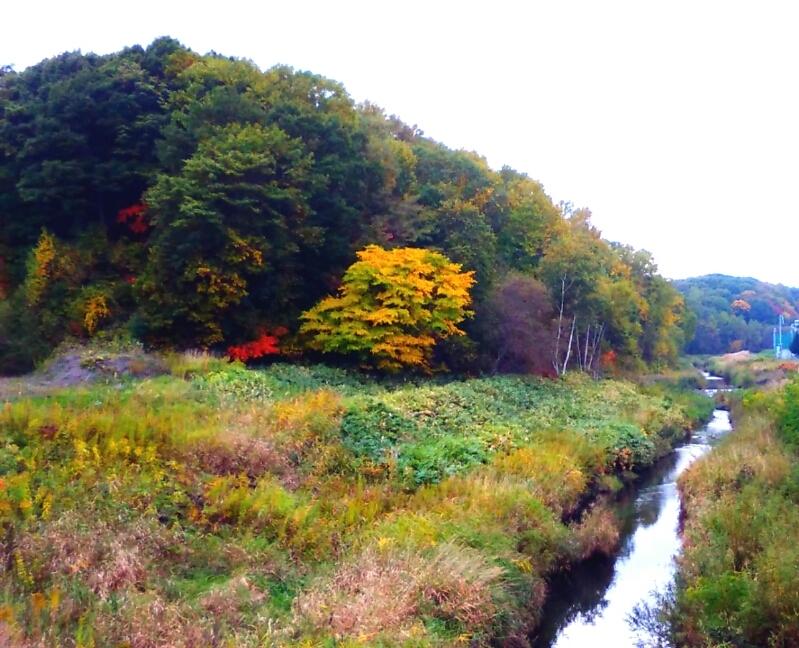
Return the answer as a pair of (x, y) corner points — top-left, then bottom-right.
(674, 274), (799, 355)
(0, 38), (693, 374)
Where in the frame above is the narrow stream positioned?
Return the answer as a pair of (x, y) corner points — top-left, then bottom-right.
(533, 384), (732, 647)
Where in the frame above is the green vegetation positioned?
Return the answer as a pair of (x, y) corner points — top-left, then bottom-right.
(0, 39), (691, 376)
(0, 35), (730, 648)
(0, 357), (710, 646)
(675, 274), (799, 354)
(669, 382), (799, 646)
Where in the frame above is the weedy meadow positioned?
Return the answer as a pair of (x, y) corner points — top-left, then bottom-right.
(0, 357), (711, 647)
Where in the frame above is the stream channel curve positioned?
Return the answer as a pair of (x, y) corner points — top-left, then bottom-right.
(533, 379), (732, 647)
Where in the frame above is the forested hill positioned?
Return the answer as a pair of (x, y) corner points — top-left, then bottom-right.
(674, 274), (799, 354)
(0, 37), (691, 374)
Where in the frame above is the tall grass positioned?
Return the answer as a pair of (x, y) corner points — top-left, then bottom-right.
(674, 380), (799, 647)
(0, 360), (709, 646)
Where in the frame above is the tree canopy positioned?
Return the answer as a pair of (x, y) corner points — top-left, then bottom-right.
(674, 274), (799, 354)
(301, 245), (474, 371)
(0, 38), (693, 374)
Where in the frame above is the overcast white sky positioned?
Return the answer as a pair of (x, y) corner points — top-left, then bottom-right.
(4, 1), (798, 284)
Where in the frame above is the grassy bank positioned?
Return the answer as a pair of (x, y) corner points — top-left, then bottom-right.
(671, 381), (799, 646)
(706, 351), (798, 389)
(0, 355), (710, 647)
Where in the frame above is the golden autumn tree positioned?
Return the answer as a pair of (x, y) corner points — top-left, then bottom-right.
(24, 230), (58, 306)
(731, 298), (752, 318)
(300, 245), (475, 371)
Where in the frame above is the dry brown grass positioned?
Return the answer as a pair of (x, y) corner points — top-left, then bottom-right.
(199, 575), (267, 627)
(679, 413), (790, 511)
(570, 505), (620, 560)
(0, 622), (27, 647)
(185, 426), (295, 485)
(92, 594), (213, 648)
(181, 390), (344, 490)
(18, 512), (183, 600)
(715, 350), (755, 366)
(294, 542), (504, 641)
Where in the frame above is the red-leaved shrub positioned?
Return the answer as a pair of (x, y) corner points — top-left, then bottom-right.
(117, 203), (149, 234)
(227, 331), (282, 362)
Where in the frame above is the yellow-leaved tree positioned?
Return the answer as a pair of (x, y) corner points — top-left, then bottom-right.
(24, 230), (58, 306)
(300, 245), (475, 371)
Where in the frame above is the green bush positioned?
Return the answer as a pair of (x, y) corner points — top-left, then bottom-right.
(341, 401), (419, 461)
(196, 363), (385, 403)
(398, 436), (488, 486)
(592, 422), (655, 470)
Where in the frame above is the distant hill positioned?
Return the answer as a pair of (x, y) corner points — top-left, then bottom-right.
(674, 274), (799, 354)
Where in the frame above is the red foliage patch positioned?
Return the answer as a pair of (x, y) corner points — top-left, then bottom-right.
(117, 203), (149, 234)
(601, 350), (617, 368)
(227, 331), (284, 362)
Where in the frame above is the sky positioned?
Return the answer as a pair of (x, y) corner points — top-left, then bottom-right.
(3, 0), (798, 284)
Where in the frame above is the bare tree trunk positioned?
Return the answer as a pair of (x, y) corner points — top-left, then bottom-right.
(562, 316), (576, 375)
(492, 346), (508, 375)
(553, 275), (576, 376)
(587, 323), (605, 375)
(583, 324), (591, 371)
(594, 326), (605, 377)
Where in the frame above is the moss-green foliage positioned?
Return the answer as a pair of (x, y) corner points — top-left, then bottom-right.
(195, 361), (382, 402)
(355, 373), (695, 482)
(0, 360), (707, 646)
(341, 401), (419, 461)
(671, 388), (717, 426)
(398, 436), (488, 487)
(674, 382), (799, 647)
(638, 381), (716, 455)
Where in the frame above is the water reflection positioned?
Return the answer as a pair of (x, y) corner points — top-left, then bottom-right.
(700, 370), (734, 396)
(533, 408), (732, 647)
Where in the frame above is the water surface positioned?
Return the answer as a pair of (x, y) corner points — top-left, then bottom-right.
(534, 404), (732, 647)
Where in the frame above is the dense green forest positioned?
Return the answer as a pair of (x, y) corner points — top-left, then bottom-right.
(674, 274), (799, 355)
(0, 38), (692, 375)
